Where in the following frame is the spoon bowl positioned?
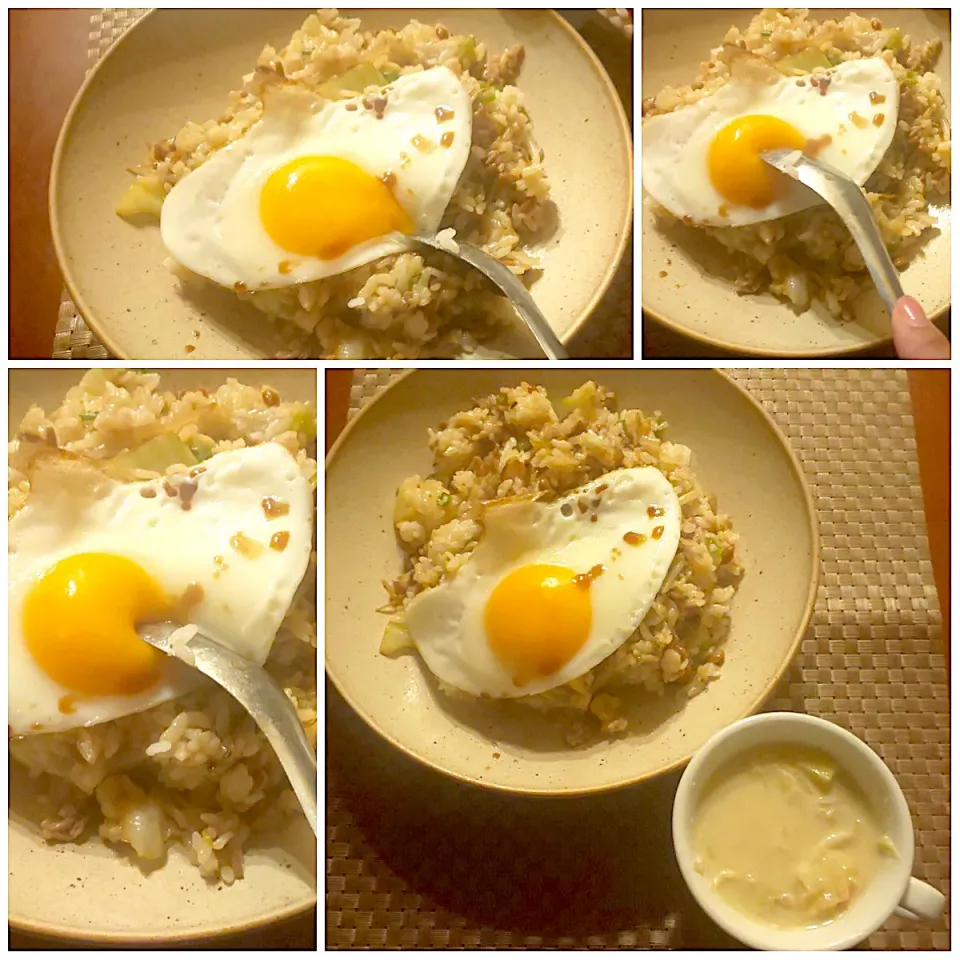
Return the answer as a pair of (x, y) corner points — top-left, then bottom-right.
(138, 621), (317, 836)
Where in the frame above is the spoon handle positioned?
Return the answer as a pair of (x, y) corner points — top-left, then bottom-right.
(761, 151), (905, 314)
(455, 242), (570, 359)
(143, 624), (318, 836)
(411, 233), (569, 359)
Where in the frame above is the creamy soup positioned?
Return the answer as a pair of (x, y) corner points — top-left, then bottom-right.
(691, 745), (896, 929)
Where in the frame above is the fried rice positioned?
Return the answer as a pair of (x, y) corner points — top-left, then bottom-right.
(120, 9), (552, 359)
(642, 8), (951, 319)
(8, 370), (317, 883)
(382, 382), (744, 745)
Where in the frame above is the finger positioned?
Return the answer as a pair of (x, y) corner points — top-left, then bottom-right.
(891, 296), (951, 360)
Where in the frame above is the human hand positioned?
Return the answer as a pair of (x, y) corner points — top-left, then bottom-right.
(891, 296), (950, 360)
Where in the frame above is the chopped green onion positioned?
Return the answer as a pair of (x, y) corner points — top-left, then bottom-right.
(291, 410), (317, 440)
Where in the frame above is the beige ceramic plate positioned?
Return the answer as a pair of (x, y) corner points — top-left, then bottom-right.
(50, 9), (632, 360)
(325, 370), (819, 795)
(8, 368), (317, 943)
(641, 8), (951, 357)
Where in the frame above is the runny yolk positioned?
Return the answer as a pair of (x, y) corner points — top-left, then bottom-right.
(22, 553), (171, 697)
(707, 115), (807, 209)
(260, 155), (413, 260)
(484, 564), (592, 688)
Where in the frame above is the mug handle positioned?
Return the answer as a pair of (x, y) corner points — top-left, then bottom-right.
(894, 877), (945, 921)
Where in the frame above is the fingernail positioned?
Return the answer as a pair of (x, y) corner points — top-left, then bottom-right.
(897, 296), (927, 328)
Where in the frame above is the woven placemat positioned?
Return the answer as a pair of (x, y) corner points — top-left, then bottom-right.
(53, 9), (632, 359)
(327, 369), (949, 950)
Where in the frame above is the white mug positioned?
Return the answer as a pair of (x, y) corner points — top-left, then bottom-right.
(672, 712), (945, 950)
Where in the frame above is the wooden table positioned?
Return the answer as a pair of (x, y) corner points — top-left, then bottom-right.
(9, 9), (92, 359)
(325, 369), (950, 664)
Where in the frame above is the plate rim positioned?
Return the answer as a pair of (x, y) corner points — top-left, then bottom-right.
(324, 368), (822, 797)
(49, 8), (634, 359)
(7, 900), (316, 946)
(640, 299), (950, 360)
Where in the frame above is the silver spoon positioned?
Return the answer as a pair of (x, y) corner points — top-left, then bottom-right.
(410, 232), (569, 360)
(138, 621), (317, 837)
(760, 149), (904, 312)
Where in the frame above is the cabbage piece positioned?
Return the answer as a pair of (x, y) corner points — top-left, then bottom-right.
(116, 177), (165, 219)
(777, 49), (833, 73)
(380, 618), (416, 656)
(316, 63), (386, 99)
(104, 433), (198, 478)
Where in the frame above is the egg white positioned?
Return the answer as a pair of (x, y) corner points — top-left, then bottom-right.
(8, 443), (313, 735)
(403, 467), (682, 699)
(161, 66), (473, 289)
(643, 57), (899, 226)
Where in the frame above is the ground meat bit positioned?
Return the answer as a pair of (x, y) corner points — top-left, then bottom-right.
(707, 648), (726, 666)
(178, 478), (198, 509)
(483, 43), (525, 85)
(152, 137), (177, 162)
(811, 74), (832, 97)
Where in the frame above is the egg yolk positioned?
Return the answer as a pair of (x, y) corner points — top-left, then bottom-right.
(260, 155), (413, 260)
(23, 553), (171, 697)
(484, 564), (592, 688)
(708, 115), (807, 209)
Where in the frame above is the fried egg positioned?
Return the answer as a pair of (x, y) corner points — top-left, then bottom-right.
(160, 66), (472, 289)
(8, 443), (313, 735)
(402, 467), (682, 699)
(643, 57), (899, 226)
